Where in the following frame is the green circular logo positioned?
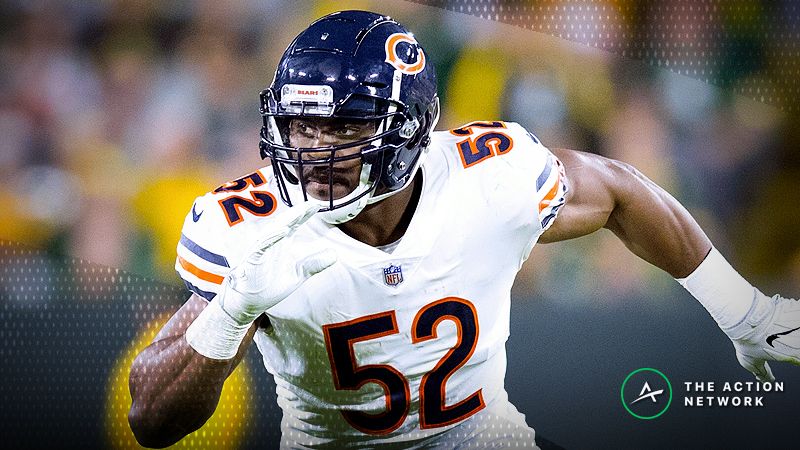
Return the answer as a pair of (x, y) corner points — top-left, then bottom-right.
(620, 367), (672, 420)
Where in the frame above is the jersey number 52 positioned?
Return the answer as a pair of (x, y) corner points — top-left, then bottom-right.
(323, 297), (485, 435)
(451, 121), (514, 168)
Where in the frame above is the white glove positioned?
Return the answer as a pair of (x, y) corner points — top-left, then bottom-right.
(725, 293), (800, 382)
(218, 201), (338, 325)
(186, 202), (336, 359)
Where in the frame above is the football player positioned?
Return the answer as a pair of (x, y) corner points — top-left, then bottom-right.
(128, 10), (800, 449)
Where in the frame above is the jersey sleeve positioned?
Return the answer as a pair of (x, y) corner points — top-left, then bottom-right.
(455, 121), (568, 263)
(435, 121), (569, 260)
(510, 124), (569, 260)
(476, 122), (569, 264)
(174, 192), (233, 301)
(481, 122), (568, 229)
(174, 168), (291, 301)
(531, 143), (568, 232)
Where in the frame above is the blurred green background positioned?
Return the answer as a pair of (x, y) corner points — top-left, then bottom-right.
(2, 0), (797, 292)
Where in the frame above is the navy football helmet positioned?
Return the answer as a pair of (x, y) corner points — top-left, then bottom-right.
(259, 10), (439, 223)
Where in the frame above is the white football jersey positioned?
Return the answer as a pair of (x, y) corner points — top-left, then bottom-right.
(176, 121), (568, 448)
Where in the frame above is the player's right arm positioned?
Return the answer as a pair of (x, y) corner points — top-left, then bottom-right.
(128, 293), (260, 448)
(127, 182), (336, 447)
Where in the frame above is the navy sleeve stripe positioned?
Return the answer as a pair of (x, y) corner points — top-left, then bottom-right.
(535, 157), (553, 191)
(180, 233), (230, 267)
(541, 202), (564, 230)
(182, 279), (217, 301)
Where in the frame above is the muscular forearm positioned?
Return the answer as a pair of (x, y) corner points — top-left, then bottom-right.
(128, 335), (232, 447)
(538, 151), (797, 383)
(606, 163), (799, 383)
(603, 161), (712, 278)
(128, 294), (257, 448)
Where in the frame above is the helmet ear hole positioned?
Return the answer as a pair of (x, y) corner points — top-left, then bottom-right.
(404, 105), (430, 151)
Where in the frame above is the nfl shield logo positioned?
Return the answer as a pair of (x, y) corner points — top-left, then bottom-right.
(383, 264), (403, 287)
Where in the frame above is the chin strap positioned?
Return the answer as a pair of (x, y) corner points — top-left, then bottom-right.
(316, 189), (373, 224)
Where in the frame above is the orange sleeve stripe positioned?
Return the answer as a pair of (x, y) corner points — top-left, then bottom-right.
(177, 255), (224, 285)
(538, 176), (562, 213)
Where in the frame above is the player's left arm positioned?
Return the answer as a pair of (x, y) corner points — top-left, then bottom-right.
(539, 148), (710, 277)
(540, 147), (800, 382)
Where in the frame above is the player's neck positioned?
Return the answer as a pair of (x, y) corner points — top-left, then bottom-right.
(337, 172), (422, 247)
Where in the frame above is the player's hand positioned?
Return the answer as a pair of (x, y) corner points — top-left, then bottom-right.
(217, 202), (337, 326)
(725, 293), (800, 382)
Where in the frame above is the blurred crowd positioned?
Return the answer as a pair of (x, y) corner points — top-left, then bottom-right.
(1, 0), (798, 306)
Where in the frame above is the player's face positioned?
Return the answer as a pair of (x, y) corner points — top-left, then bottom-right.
(288, 118), (376, 201)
